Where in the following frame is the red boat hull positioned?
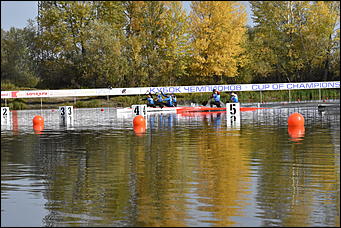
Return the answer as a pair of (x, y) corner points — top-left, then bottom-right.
(176, 106), (268, 114)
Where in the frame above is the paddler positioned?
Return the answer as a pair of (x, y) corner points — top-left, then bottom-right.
(209, 89), (222, 108)
(230, 92), (239, 103)
(143, 93), (164, 108)
(162, 93), (175, 107)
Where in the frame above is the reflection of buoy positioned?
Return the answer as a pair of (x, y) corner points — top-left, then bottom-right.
(288, 112), (304, 127)
(133, 125), (146, 136)
(33, 115), (44, 126)
(288, 125), (305, 142)
(33, 124), (44, 134)
(133, 115), (146, 127)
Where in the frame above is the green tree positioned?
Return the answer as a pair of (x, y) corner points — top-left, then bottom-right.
(1, 22), (40, 88)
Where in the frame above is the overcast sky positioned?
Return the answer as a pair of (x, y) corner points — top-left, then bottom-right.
(1, 1), (253, 31)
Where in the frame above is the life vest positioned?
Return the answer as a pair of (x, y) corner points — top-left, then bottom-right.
(157, 94), (163, 102)
(164, 96), (173, 106)
(147, 97), (154, 105)
(231, 96), (238, 103)
(213, 93), (220, 102)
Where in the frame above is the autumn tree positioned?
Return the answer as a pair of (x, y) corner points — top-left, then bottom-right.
(248, 1), (340, 82)
(189, 1), (247, 84)
(122, 1), (190, 87)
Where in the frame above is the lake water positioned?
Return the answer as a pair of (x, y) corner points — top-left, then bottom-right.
(1, 102), (340, 227)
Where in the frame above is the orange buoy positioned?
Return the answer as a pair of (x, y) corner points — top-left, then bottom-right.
(33, 115), (44, 126)
(288, 125), (305, 142)
(133, 125), (146, 136)
(133, 115), (146, 127)
(287, 112), (304, 127)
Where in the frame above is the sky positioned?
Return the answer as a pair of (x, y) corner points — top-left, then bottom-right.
(1, 1), (253, 31)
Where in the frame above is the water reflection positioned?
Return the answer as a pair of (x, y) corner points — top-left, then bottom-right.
(288, 125), (305, 143)
(1, 104), (340, 227)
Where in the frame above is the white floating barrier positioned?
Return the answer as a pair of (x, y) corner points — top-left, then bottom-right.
(59, 106), (74, 125)
(226, 103), (240, 128)
(1, 107), (10, 125)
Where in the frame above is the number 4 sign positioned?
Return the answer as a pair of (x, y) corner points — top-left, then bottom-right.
(226, 103), (240, 127)
(132, 105), (147, 118)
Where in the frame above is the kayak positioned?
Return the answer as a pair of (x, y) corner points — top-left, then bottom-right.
(117, 105), (268, 115)
(116, 106), (181, 115)
(176, 106), (269, 114)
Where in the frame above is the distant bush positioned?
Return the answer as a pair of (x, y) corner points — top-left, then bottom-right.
(9, 101), (27, 110)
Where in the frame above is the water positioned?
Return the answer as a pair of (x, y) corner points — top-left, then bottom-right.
(1, 103), (340, 227)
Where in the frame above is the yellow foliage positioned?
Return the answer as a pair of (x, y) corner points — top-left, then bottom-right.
(189, 1), (247, 81)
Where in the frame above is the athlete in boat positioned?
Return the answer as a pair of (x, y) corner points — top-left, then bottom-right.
(143, 93), (164, 108)
(209, 89), (222, 108)
(161, 92), (175, 107)
(230, 92), (239, 103)
(172, 93), (177, 107)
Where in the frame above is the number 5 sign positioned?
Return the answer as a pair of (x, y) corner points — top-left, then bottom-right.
(226, 103), (240, 127)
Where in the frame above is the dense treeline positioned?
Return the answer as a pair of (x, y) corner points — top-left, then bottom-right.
(1, 1), (340, 90)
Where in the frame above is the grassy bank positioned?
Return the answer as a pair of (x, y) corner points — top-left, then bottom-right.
(1, 89), (339, 110)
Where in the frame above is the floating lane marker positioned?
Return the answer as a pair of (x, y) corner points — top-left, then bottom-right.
(287, 112), (305, 127)
(226, 103), (241, 128)
(1, 107), (10, 125)
(59, 106), (74, 126)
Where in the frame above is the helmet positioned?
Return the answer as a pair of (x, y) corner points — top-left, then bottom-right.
(213, 88), (217, 92)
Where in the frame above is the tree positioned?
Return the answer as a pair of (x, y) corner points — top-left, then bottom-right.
(122, 1), (190, 87)
(37, 1), (127, 88)
(189, 1), (247, 84)
(1, 23), (40, 88)
(248, 1), (340, 82)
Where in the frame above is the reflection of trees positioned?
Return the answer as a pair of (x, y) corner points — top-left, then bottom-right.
(191, 123), (252, 226)
(2, 117), (339, 227)
(252, 125), (340, 227)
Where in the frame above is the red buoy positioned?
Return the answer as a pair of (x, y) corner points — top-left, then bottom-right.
(101, 108), (104, 112)
(287, 112), (304, 127)
(133, 115), (146, 127)
(33, 115), (44, 126)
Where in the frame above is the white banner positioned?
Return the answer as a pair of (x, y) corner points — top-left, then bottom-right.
(1, 81), (339, 99)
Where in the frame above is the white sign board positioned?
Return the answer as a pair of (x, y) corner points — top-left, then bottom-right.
(1, 107), (10, 125)
(132, 105), (147, 118)
(226, 103), (240, 128)
(1, 81), (339, 98)
(59, 106), (74, 125)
